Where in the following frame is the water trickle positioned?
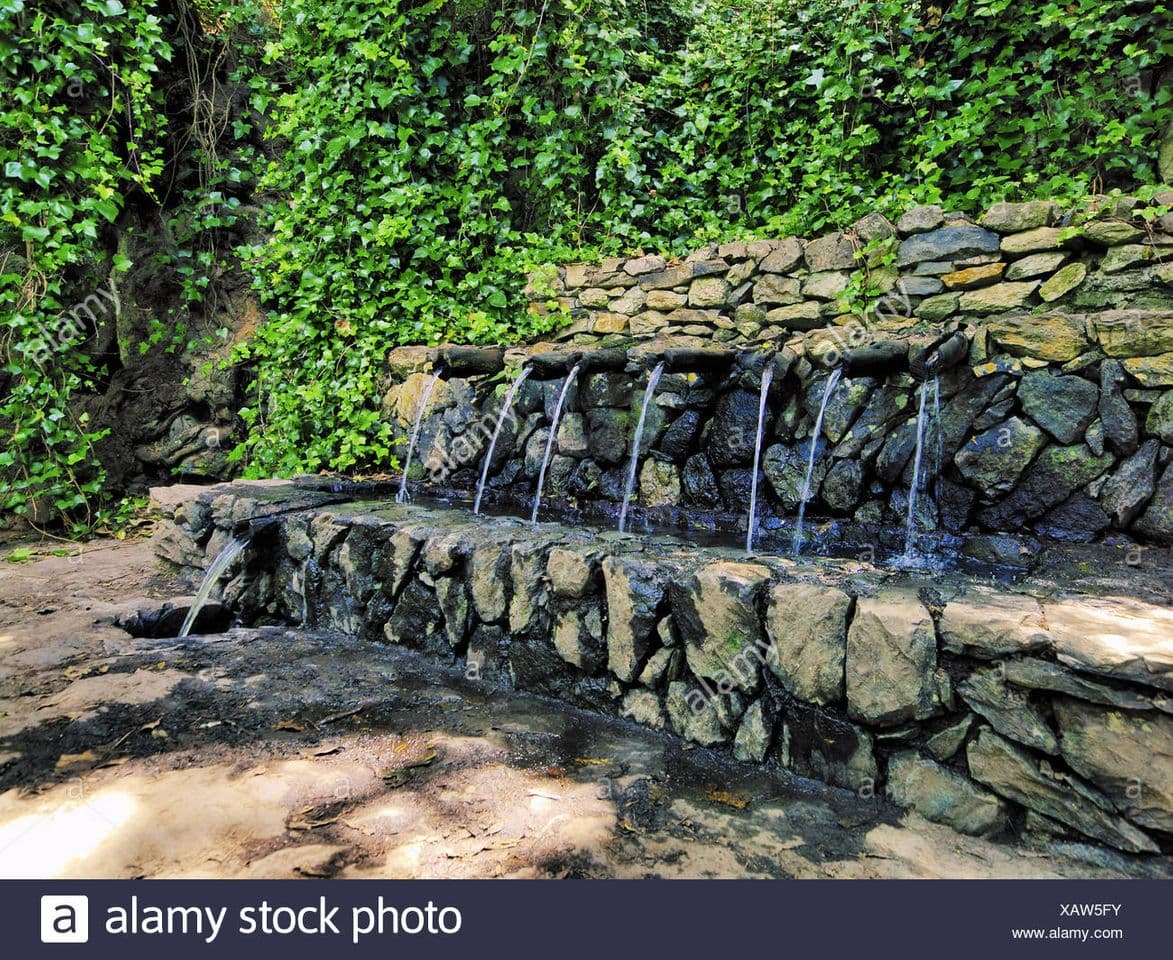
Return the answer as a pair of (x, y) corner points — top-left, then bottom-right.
(932, 375), (942, 492)
(396, 370), (441, 504)
(746, 362), (775, 553)
(531, 363), (581, 523)
(902, 376), (937, 560)
(618, 361), (666, 534)
(474, 365), (533, 515)
(179, 534), (248, 637)
(792, 367), (842, 554)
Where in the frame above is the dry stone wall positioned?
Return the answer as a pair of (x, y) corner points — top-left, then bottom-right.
(156, 482), (1173, 855)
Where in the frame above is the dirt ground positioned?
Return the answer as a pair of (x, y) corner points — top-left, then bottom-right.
(0, 535), (1166, 880)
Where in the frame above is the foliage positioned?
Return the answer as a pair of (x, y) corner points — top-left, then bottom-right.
(3, 0), (1171, 510)
(0, 0), (171, 531)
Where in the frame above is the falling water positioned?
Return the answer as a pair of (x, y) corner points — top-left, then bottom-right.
(792, 367), (843, 554)
(932, 376), (942, 493)
(531, 363), (582, 523)
(902, 377), (933, 559)
(178, 534), (248, 637)
(474, 365), (533, 515)
(618, 361), (666, 534)
(396, 370), (441, 504)
(745, 362), (775, 553)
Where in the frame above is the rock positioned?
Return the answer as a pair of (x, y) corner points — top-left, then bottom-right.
(846, 592), (938, 726)
(817, 375), (874, 443)
(979, 443), (1114, 528)
(509, 541), (550, 634)
(957, 281), (1039, 314)
(1003, 658), (1160, 713)
(966, 729), (1159, 853)
(638, 458), (681, 507)
(555, 412), (588, 458)
(689, 276), (730, 308)
(821, 459), (863, 511)
(592, 313), (628, 334)
(1000, 226), (1069, 254)
(898, 275), (946, 296)
(897, 205), (945, 235)
(1045, 596), (1173, 693)
(979, 201), (1054, 233)
(764, 440), (827, 509)
(682, 453), (721, 506)
(666, 681), (740, 746)
(578, 287), (610, 308)
(434, 577), (469, 647)
(707, 389), (760, 466)
(915, 292), (961, 321)
(939, 590), (1050, 659)
(469, 544), (511, 623)
(546, 546), (597, 599)
(1147, 391), (1173, 442)
(765, 583), (851, 705)
(1052, 697), (1173, 835)
(580, 371), (634, 409)
(733, 698), (775, 762)
(765, 301), (822, 328)
(759, 238), (804, 273)
(941, 263), (1005, 290)
(887, 751), (1009, 837)
(1094, 310), (1173, 357)
(897, 226), (1001, 266)
(621, 689), (665, 729)
(624, 253), (666, 276)
(752, 274), (803, 305)
(638, 647), (679, 688)
(1099, 439), (1158, 526)
(1038, 262), (1087, 302)
(1135, 462), (1173, 543)
(658, 409), (702, 460)
(1036, 493), (1111, 542)
(926, 715), (975, 761)
(1100, 243), (1157, 273)
(1017, 369), (1099, 444)
(646, 289), (686, 311)
(801, 270), (850, 301)
(959, 667), (1060, 754)
(671, 561), (773, 692)
(801, 719), (877, 793)
(553, 605), (605, 672)
(1127, 354), (1173, 388)
(1084, 220), (1144, 245)
(954, 417), (1046, 497)
(1004, 251), (1069, 280)
(804, 232), (857, 271)
(603, 556), (672, 682)
(1099, 359), (1139, 456)
(986, 313), (1088, 361)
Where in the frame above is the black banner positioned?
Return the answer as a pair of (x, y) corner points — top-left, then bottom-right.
(6, 879), (1165, 957)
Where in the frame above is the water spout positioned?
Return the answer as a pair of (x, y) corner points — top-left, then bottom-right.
(746, 361), (775, 553)
(396, 370), (441, 504)
(902, 376), (938, 560)
(178, 534), (248, 637)
(618, 360), (666, 534)
(474, 365), (533, 515)
(792, 367), (842, 554)
(531, 363), (581, 523)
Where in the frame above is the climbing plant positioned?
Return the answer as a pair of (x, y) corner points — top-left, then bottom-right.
(0, 0), (171, 531)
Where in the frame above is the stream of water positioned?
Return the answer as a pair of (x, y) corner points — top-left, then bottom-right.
(618, 361), (666, 534)
(474, 365), (533, 515)
(792, 367), (842, 554)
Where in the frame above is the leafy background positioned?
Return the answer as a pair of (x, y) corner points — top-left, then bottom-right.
(2, 0), (1171, 529)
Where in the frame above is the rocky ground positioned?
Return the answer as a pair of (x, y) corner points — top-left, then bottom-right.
(0, 533), (1167, 880)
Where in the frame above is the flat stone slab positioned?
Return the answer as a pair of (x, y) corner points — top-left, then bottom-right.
(1044, 597), (1173, 692)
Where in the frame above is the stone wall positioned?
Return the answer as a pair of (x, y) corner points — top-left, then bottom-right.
(526, 197), (1173, 346)
(155, 481), (1173, 854)
(382, 322), (1173, 551)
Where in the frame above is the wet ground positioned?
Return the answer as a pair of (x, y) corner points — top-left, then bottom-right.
(0, 536), (1167, 879)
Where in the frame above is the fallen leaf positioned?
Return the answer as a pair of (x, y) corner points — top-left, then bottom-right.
(706, 789), (750, 810)
(55, 750), (97, 771)
(573, 757), (611, 766)
(273, 719), (306, 732)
